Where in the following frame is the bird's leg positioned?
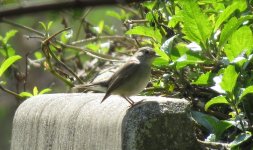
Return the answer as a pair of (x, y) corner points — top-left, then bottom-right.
(122, 96), (135, 106)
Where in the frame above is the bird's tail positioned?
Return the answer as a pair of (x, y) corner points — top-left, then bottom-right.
(72, 81), (108, 93)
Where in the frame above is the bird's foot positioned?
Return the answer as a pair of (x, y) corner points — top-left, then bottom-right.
(129, 99), (144, 107)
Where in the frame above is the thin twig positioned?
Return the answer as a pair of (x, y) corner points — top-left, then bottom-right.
(0, 85), (23, 99)
(75, 8), (93, 40)
(49, 41), (84, 84)
(41, 44), (74, 87)
(0, 0), (146, 18)
(1, 18), (44, 36)
(57, 41), (121, 61)
(71, 35), (137, 46)
(42, 27), (71, 44)
(124, 19), (148, 24)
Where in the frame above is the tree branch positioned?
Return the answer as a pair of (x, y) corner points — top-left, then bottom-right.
(0, 0), (146, 18)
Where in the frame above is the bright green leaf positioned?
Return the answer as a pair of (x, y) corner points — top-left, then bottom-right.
(179, 0), (212, 48)
(0, 55), (22, 77)
(34, 51), (43, 59)
(33, 86), (38, 96)
(219, 15), (253, 47)
(220, 65), (238, 93)
(3, 30), (18, 44)
(205, 96), (229, 111)
(126, 26), (162, 43)
(192, 71), (213, 85)
(229, 132), (252, 148)
(214, 2), (239, 31)
(7, 46), (16, 57)
(152, 57), (168, 67)
(239, 86), (253, 101)
(224, 26), (253, 62)
(19, 92), (33, 98)
(98, 20), (104, 34)
(39, 88), (52, 95)
(142, 1), (157, 10)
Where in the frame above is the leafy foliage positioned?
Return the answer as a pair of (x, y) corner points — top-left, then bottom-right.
(1, 0), (253, 149)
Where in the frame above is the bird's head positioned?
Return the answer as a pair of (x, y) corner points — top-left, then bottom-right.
(133, 47), (160, 63)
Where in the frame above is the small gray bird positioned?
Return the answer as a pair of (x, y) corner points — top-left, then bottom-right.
(75, 47), (159, 106)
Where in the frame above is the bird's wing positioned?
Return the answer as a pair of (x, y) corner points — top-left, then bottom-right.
(101, 60), (140, 102)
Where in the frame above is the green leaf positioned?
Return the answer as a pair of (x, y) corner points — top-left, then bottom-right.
(7, 46), (16, 57)
(214, 2), (239, 31)
(39, 22), (47, 31)
(168, 10), (183, 28)
(152, 57), (168, 67)
(33, 86), (38, 96)
(224, 26), (253, 62)
(229, 132), (251, 148)
(179, 0), (212, 48)
(192, 71), (213, 85)
(170, 43), (204, 69)
(34, 51), (43, 59)
(204, 117), (233, 140)
(0, 55), (22, 77)
(161, 34), (179, 55)
(191, 111), (218, 132)
(98, 20), (104, 34)
(192, 111), (233, 141)
(47, 21), (53, 30)
(205, 96), (229, 111)
(106, 10), (122, 20)
(39, 88), (52, 95)
(19, 92), (33, 98)
(239, 86), (253, 101)
(126, 26), (162, 43)
(142, 1), (157, 10)
(3, 30), (18, 44)
(219, 15), (253, 47)
(220, 65), (238, 93)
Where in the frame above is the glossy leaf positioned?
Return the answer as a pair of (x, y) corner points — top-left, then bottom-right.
(239, 86), (253, 101)
(219, 15), (253, 48)
(220, 65), (238, 93)
(224, 26), (253, 62)
(214, 2), (240, 31)
(179, 0), (212, 47)
(0, 55), (22, 77)
(191, 111), (233, 140)
(205, 96), (229, 111)
(229, 132), (252, 148)
(192, 71), (213, 85)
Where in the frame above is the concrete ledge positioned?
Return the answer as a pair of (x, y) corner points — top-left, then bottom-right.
(11, 93), (200, 150)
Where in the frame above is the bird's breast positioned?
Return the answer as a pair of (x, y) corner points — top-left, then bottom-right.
(112, 64), (151, 96)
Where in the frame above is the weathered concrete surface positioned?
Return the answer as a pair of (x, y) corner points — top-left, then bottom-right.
(11, 93), (200, 150)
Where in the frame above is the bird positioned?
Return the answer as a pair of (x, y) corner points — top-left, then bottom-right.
(74, 47), (159, 107)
